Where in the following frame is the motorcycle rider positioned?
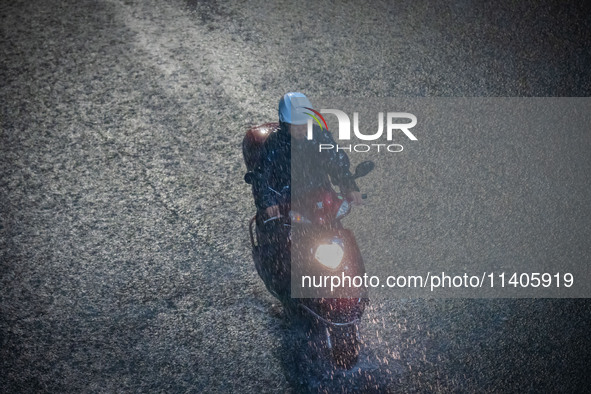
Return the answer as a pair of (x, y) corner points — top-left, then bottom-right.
(253, 92), (363, 218)
(251, 92), (363, 300)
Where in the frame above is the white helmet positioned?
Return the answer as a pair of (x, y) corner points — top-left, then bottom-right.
(278, 92), (312, 125)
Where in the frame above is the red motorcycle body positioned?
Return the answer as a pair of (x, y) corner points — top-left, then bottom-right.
(243, 123), (369, 368)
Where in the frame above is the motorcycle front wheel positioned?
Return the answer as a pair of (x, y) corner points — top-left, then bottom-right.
(328, 325), (360, 369)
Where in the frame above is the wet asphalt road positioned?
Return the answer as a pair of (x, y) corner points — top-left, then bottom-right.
(1, 0), (590, 392)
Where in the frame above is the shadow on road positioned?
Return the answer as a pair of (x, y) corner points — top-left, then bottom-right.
(269, 306), (403, 393)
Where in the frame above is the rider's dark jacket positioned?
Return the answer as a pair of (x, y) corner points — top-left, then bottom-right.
(253, 122), (359, 210)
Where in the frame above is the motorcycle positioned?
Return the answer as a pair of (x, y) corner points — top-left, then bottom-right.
(242, 122), (374, 369)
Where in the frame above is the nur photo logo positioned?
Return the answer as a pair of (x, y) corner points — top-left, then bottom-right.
(303, 108), (418, 153)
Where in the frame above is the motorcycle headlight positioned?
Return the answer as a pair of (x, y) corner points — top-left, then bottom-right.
(314, 240), (345, 269)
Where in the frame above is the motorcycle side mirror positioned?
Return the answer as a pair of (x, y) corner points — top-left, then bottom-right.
(354, 161), (375, 178)
(244, 171), (257, 185)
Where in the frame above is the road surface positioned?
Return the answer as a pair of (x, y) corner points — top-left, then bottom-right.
(1, 0), (590, 392)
